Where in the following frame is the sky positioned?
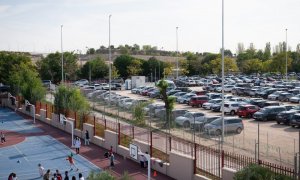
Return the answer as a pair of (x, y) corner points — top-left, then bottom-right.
(0, 0), (299, 54)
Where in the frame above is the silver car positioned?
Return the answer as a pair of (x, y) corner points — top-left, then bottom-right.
(203, 117), (244, 135)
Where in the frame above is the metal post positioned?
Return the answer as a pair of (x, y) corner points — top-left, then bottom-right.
(286, 28), (288, 81)
(258, 122), (260, 162)
(61, 25), (64, 83)
(108, 15), (112, 106)
(176, 26), (179, 79)
(221, 0), (225, 147)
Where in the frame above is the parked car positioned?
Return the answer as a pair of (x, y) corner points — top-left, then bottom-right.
(131, 86), (145, 94)
(206, 93), (222, 100)
(268, 91), (285, 100)
(202, 99), (222, 110)
(211, 103), (221, 112)
(216, 85), (234, 93)
(177, 93), (196, 104)
(170, 92), (187, 101)
(75, 79), (89, 86)
(290, 113), (300, 127)
(290, 94), (300, 103)
(223, 102), (240, 115)
(276, 110), (300, 125)
(203, 117), (244, 135)
(237, 104), (260, 118)
(191, 116), (220, 131)
(175, 112), (206, 127)
(189, 95), (209, 107)
(253, 106), (286, 121)
(263, 101), (280, 107)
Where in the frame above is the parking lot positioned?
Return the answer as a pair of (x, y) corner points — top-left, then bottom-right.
(106, 87), (299, 167)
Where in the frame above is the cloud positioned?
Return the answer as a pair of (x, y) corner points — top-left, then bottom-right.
(0, 5), (10, 13)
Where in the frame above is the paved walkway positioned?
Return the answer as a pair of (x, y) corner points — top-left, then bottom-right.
(8, 108), (173, 180)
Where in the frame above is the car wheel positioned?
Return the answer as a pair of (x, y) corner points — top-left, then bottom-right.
(236, 127), (242, 134)
(286, 99), (289, 102)
(215, 129), (222, 136)
(276, 121), (280, 124)
(247, 113), (252, 118)
(263, 117), (268, 122)
(183, 121), (190, 128)
(292, 125), (295, 127)
(230, 110), (235, 115)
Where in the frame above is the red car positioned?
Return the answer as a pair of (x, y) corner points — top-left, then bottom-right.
(237, 104), (260, 118)
(189, 95), (209, 107)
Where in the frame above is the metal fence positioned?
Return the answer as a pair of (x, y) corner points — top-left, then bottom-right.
(30, 100), (298, 179)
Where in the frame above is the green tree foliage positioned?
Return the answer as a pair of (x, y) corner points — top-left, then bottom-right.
(36, 52), (78, 83)
(127, 59), (143, 76)
(132, 102), (150, 126)
(111, 65), (120, 79)
(9, 63), (46, 103)
(234, 164), (292, 180)
(79, 57), (108, 80)
(163, 62), (173, 77)
(142, 57), (164, 79)
(86, 48), (96, 55)
(179, 59), (189, 75)
(239, 59), (263, 74)
(54, 85), (89, 115)
(209, 57), (239, 74)
(156, 80), (176, 128)
(114, 55), (135, 78)
(269, 52), (292, 74)
(0, 51), (31, 85)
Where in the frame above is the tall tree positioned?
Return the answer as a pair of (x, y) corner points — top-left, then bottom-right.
(209, 57), (239, 74)
(263, 42), (271, 61)
(127, 59), (143, 76)
(36, 52), (78, 83)
(79, 57), (108, 80)
(113, 55), (134, 78)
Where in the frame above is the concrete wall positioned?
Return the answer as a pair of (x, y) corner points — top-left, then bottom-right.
(222, 167), (236, 180)
(104, 130), (118, 153)
(169, 151), (194, 180)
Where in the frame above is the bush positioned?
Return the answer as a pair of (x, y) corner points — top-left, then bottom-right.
(87, 171), (115, 180)
(234, 164), (293, 180)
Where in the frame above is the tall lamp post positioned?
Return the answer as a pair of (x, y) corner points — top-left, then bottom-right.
(285, 28), (288, 81)
(61, 25), (64, 83)
(221, 0), (225, 145)
(109, 14), (112, 106)
(176, 27), (179, 79)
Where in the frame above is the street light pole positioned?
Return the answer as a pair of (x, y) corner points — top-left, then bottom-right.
(176, 27), (179, 79)
(109, 15), (112, 106)
(285, 28), (288, 81)
(61, 25), (64, 83)
(221, 0), (225, 145)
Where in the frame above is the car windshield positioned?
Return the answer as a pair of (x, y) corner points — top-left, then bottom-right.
(211, 119), (221, 125)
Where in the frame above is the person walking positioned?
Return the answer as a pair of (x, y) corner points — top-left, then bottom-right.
(64, 171), (69, 180)
(110, 152), (115, 168)
(38, 163), (45, 177)
(1, 132), (5, 144)
(66, 153), (79, 171)
(74, 137), (81, 154)
(8, 172), (17, 180)
(84, 130), (90, 146)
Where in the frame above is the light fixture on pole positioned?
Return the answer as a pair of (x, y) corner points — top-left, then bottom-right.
(176, 27), (179, 79)
(109, 15), (112, 106)
(221, 0), (225, 145)
(61, 25), (64, 83)
(285, 28), (288, 81)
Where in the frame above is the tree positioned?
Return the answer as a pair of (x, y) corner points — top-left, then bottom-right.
(114, 55), (135, 78)
(111, 65), (120, 79)
(54, 85), (89, 115)
(88, 171), (115, 180)
(263, 42), (271, 61)
(127, 59), (143, 76)
(86, 48), (96, 55)
(156, 80), (176, 129)
(36, 52), (78, 83)
(209, 57), (239, 74)
(240, 59), (263, 74)
(79, 57), (108, 80)
(0, 51), (32, 85)
(236, 43), (245, 55)
(163, 62), (173, 77)
(9, 62), (46, 103)
(179, 59), (189, 75)
(269, 52), (292, 74)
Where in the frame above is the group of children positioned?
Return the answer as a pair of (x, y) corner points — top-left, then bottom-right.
(38, 156), (84, 180)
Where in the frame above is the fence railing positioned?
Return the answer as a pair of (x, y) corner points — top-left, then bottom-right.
(27, 100), (297, 179)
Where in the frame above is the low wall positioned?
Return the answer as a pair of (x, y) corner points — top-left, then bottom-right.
(104, 130), (118, 153)
(169, 151), (194, 180)
(222, 167), (236, 180)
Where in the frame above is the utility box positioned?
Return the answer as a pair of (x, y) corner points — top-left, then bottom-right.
(131, 76), (145, 89)
(125, 79), (132, 90)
